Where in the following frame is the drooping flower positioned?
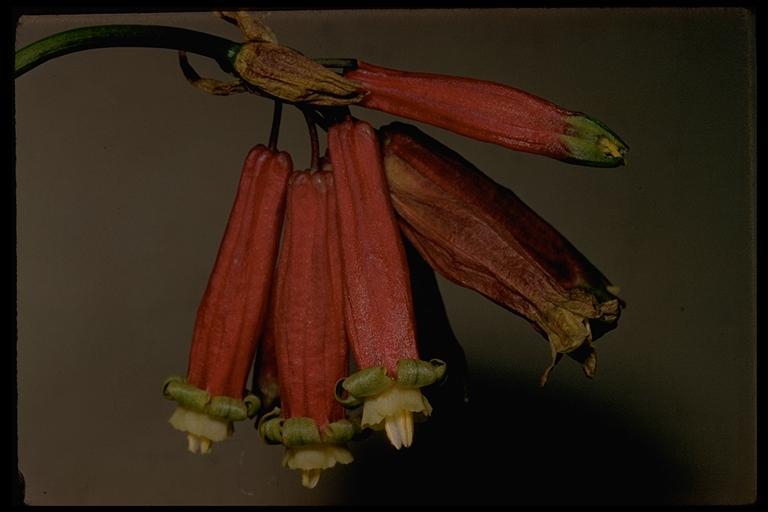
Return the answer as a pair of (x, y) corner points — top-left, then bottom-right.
(16, 10), (632, 495)
(380, 122), (624, 383)
(327, 117), (444, 449)
(163, 144), (292, 453)
(257, 170), (354, 489)
(345, 61), (628, 167)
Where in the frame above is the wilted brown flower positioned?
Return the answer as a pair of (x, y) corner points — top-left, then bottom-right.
(381, 122), (624, 383)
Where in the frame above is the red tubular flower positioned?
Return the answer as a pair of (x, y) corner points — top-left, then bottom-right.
(380, 122), (623, 383)
(328, 117), (444, 450)
(163, 145), (292, 453)
(274, 171), (347, 426)
(258, 170), (354, 489)
(344, 61), (628, 167)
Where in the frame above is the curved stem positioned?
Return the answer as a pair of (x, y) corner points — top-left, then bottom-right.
(268, 101), (283, 151)
(15, 25), (360, 80)
(303, 108), (330, 132)
(302, 108), (319, 172)
(15, 25), (241, 78)
(317, 105), (352, 127)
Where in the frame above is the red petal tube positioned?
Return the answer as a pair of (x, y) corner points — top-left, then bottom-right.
(345, 61), (627, 167)
(272, 171), (347, 428)
(328, 117), (419, 375)
(185, 145), (292, 399)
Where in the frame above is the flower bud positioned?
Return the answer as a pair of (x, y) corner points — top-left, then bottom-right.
(345, 61), (628, 167)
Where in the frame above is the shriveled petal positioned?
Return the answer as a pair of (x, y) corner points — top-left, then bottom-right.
(381, 122), (624, 382)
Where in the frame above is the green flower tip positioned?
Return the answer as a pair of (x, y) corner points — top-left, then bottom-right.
(561, 114), (629, 168)
(396, 358), (447, 388)
(258, 410), (355, 489)
(259, 410), (358, 447)
(162, 375), (260, 422)
(337, 359), (447, 402)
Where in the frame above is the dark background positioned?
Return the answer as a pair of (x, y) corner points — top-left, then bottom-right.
(14, 8), (756, 505)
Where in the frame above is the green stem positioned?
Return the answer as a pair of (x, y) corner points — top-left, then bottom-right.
(14, 25), (360, 79)
(15, 25), (241, 78)
(301, 107), (320, 172)
(268, 101), (283, 151)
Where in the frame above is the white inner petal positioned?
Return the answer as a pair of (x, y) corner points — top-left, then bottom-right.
(361, 384), (432, 427)
(360, 384), (431, 448)
(283, 443), (354, 470)
(169, 406), (232, 453)
(283, 443), (353, 488)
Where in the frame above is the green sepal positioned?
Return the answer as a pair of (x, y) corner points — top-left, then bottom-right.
(322, 419), (358, 444)
(162, 375), (185, 398)
(259, 417), (285, 445)
(257, 407), (284, 444)
(561, 114), (628, 168)
(396, 358), (447, 388)
(341, 367), (393, 398)
(337, 360), (449, 403)
(207, 396), (248, 422)
(243, 393), (261, 418)
(163, 376), (211, 411)
(282, 417), (322, 447)
(162, 375), (259, 422)
(334, 378), (363, 408)
(430, 359), (448, 383)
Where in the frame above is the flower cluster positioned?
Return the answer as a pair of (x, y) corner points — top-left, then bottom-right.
(163, 12), (626, 488)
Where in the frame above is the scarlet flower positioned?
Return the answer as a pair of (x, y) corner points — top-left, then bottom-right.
(163, 145), (291, 453)
(327, 117), (444, 450)
(258, 170), (354, 489)
(380, 122), (623, 383)
(345, 61), (628, 167)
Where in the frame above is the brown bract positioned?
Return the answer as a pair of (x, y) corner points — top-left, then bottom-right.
(234, 42), (365, 105)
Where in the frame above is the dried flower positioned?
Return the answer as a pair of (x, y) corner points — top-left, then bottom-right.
(163, 145), (291, 453)
(380, 122), (623, 383)
(345, 61), (628, 167)
(234, 42), (365, 105)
